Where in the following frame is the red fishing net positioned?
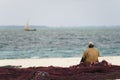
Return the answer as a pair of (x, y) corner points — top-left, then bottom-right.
(0, 60), (120, 80)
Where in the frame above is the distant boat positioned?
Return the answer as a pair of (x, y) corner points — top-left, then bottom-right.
(24, 22), (36, 31)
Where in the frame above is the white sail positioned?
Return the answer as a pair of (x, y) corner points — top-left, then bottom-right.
(24, 22), (31, 30)
(24, 21), (36, 31)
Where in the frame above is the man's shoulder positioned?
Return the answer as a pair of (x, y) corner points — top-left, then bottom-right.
(94, 48), (99, 50)
(93, 48), (99, 52)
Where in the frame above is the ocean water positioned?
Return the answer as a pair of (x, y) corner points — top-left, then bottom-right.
(0, 27), (120, 59)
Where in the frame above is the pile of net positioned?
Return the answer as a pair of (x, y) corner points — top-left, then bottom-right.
(0, 60), (120, 80)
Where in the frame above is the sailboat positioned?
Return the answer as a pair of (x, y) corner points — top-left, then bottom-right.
(24, 22), (36, 31)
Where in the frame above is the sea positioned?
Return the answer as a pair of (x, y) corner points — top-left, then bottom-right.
(0, 27), (120, 59)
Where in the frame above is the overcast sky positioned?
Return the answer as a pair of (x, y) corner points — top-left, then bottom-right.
(0, 0), (120, 27)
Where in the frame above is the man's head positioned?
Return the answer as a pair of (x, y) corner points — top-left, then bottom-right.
(88, 42), (94, 48)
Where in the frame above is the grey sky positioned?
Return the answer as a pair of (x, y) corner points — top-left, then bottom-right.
(0, 0), (120, 27)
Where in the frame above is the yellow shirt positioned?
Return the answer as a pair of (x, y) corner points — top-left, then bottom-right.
(82, 48), (99, 63)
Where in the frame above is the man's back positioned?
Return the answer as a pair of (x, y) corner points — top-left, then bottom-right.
(83, 48), (99, 63)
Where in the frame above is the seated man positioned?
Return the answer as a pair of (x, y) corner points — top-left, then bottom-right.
(80, 42), (99, 64)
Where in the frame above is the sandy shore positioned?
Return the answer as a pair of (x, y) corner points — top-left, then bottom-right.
(0, 56), (119, 68)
